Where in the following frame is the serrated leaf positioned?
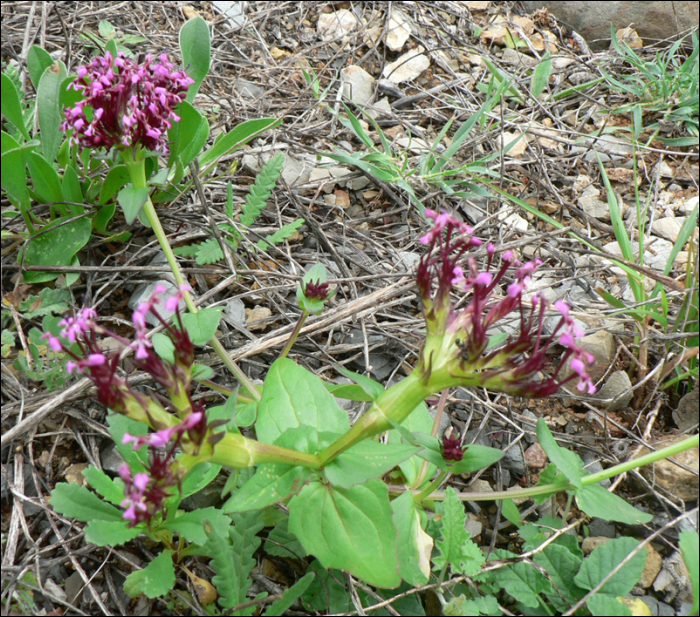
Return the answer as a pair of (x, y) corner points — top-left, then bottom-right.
(19, 287), (71, 318)
(574, 537), (645, 597)
(49, 482), (124, 523)
(576, 483), (653, 525)
(223, 464), (310, 513)
(256, 358), (349, 444)
(82, 465), (124, 506)
(288, 479), (400, 588)
(173, 243), (203, 258)
(433, 488), (484, 575)
(536, 418), (583, 489)
(257, 218), (304, 250)
(194, 237), (224, 265)
(85, 519), (142, 546)
(124, 550), (175, 599)
(241, 152), (284, 227)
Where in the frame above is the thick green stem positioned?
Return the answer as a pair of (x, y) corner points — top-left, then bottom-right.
(318, 372), (432, 465)
(122, 151), (260, 401)
(179, 431), (322, 470)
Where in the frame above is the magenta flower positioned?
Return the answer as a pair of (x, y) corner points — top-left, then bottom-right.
(61, 51), (194, 154)
(441, 432), (466, 462)
(415, 211), (595, 397)
(118, 457), (175, 527)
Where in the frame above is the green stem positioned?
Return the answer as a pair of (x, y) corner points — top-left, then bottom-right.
(121, 151), (260, 401)
(278, 310), (309, 359)
(317, 372), (432, 466)
(399, 434), (700, 503)
(413, 470), (449, 503)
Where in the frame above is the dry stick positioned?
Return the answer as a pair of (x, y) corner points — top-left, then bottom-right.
(227, 279), (413, 361)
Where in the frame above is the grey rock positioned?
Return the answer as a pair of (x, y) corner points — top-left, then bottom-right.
(587, 517), (616, 538)
(101, 444), (126, 474)
(594, 370), (633, 411)
(501, 443), (527, 476)
(520, 2), (699, 49)
(224, 298), (246, 326)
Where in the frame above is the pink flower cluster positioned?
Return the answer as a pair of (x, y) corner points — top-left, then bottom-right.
(61, 51), (194, 153)
(417, 210), (595, 397)
(42, 285), (209, 525)
(119, 412), (206, 526)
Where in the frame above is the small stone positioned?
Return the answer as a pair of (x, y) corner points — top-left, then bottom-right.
(651, 217), (683, 243)
(317, 10), (358, 41)
(639, 545), (663, 588)
(245, 306), (272, 330)
(594, 370), (633, 411)
(470, 479), (493, 493)
(64, 463), (89, 486)
(464, 514), (483, 538)
(632, 436), (699, 501)
(673, 384), (699, 431)
(524, 443), (547, 469)
(382, 47), (430, 83)
(340, 65), (375, 106)
(385, 10), (412, 51)
(582, 536), (610, 554)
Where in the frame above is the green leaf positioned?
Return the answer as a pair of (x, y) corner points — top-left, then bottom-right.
(256, 358), (349, 444)
(576, 483), (653, 524)
(169, 100), (208, 167)
(258, 218), (304, 250)
(180, 306), (223, 345)
(531, 54), (552, 99)
(62, 165), (84, 213)
(264, 519), (307, 557)
(179, 16), (211, 102)
(433, 487), (484, 575)
(193, 237), (225, 265)
(241, 152), (285, 227)
(263, 572), (314, 617)
(533, 543), (586, 611)
(107, 413), (149, 471)
(679, 530), (699, 616)
(1, 72), (30, 140)
(288, 479), (401, 588)
(36, 62), (66, 163)
(336, 366), (385, 400)
(124, 550), (175, 599)
(19, 287), (71, 318)
(179, 461), (222, 498)
(117, 186), (150, 224)
(324, 440), (418, 489)
(388, 403), (436, 485)
(84, 519), (142, 546)
(391, 491), (432, 586)
(27, 151), (63, 204)
(161, 507), (230, 545)
(501, 499), (523, 528)
(198, 118), (282, 174)
(536, 418), (583, 489)
(574, 537), (646, 596)
(202, 512), (263, 610)
(448, 444), (504, 475)
(49, 482), (124, 522)
(98, 164), (129, 205)
(26, 45), (54, 91)
(586, 594), (632, 616)
(488, 549), (553, 609)
(82, 465), (124, 506)
(223, 463), (310, 513)
(22, 217), (92, 283)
